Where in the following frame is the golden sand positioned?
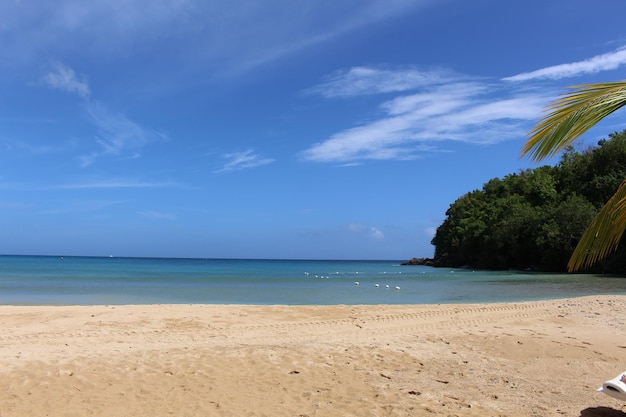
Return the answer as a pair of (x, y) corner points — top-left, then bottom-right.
(1, 296), (625, 416)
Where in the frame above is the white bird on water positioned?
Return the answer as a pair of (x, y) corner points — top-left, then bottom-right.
(354, 281), (360, 286)
(374, 283), (379, 287)
(395, 286), (401, 290)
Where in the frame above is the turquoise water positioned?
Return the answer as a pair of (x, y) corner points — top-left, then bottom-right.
(1, 255), (626, 305)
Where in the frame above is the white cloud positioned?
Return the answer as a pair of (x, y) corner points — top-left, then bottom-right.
(302, 74), (547, 163)
(369, 227), (384, 240)
(80, 102), (167, 166)
(347, 223), (385, 240)
(504, 46), (626, 82)
(39, 63), (166, 167)
(1, 0), (195, 56)
(216, 149), (274, 173)
(201, 1), (438, 75)
(303, 44), (626, 165)
(42, 62), (90, 98)
(306, 66), (454, 98)
(2, 0), (435, 78)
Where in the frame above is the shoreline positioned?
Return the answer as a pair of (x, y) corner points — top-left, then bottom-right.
(1, 295), (625, 416)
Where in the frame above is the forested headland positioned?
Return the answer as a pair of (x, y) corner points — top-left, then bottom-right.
(429, 129), (626, 273)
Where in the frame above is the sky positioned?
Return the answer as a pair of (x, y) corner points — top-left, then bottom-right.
(2, 0), (626, 260)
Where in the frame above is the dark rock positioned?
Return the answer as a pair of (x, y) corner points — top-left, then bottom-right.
(401, 257), (435, 267)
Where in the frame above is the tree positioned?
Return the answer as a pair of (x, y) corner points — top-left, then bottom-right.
(431, 164), (594, 271)
(522, 82), (626, 271)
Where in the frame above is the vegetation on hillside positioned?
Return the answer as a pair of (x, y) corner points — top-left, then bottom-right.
(431, 130), (626, 273)
(521, 82), (626, 271)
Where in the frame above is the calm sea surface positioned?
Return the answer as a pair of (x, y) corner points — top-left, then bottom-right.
(1, 255), (625, 305)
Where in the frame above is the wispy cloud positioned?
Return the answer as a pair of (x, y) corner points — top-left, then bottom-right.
(369, 227), (384, 240)
(306, 66), (456, 98)
(347, 223), (385, 240)
(302, 74), (547, 163)
(2, 1), (436, 80)
(504, 46), (626, 82)
(216, 149), (274, 173)
(0, 1), (196, 66)
(80, 102), (167, 166)
(192, 1), (438, 76)
(42, 61), (91, 98)
(38, 61), (166, 166)
(302, 44), (626, 165)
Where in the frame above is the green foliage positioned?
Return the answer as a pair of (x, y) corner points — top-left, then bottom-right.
(432, 130), (626, 272)
(522, 82), (626, 271)
(522, 82), (626, 161)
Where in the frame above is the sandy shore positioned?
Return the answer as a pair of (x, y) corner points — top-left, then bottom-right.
(0, 296), (625, 417)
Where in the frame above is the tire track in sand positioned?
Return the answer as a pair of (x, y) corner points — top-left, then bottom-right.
(0, 301), (573, 356)
(220, 301), (568, 343)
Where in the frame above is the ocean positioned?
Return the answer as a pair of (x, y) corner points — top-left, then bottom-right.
(1, 255), (625, 305)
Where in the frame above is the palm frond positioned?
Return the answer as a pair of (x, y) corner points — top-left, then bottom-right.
(568, 180), (626, 271)
(522, 82), (626, 162)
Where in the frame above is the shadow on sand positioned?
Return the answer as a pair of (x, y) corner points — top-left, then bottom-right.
(580, 407), (626, 417)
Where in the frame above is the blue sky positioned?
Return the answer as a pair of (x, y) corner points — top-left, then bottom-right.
(2, 0), (626, 260)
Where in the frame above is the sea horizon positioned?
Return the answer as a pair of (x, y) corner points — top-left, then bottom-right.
(1, 254), (626, 306)
(1, 253), (414, 262)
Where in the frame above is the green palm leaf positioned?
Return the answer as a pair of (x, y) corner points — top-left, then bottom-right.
(567, 180), (626, 271)
(522, 82), (626, 161)
(522, 81), (626, 271)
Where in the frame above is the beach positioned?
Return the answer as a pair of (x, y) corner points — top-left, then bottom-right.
(0, 296), (625, 417)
